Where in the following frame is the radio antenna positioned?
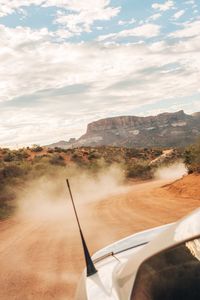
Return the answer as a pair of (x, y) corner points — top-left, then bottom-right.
(66, 179), (97, 277)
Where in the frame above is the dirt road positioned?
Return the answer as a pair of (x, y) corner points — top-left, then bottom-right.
(0, 179), (199, 300)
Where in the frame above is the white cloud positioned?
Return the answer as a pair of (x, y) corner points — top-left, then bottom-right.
(170, 34), (200, 52)
(173, 10), (185, 20)
(1, 0), (116, 16)
(55, 2), (120, 34)
(152, 1), (174, 11)
(0, 0), (43, 17)
(0, 4), (14, 17)
(0, 104), (93, 147)
(0, 0), (120, 36)
(1, 21), (200, 110)
(148, 13), (162, 21)
(148, 41), (168, 52)
(0, 25), (80, 101)
(169, 20), (200, 38)
(118, 18), (136, 26)
(97, 23), (161, 41)
(54, 28), (73, 40)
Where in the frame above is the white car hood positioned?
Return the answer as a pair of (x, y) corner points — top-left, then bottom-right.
(76, 208), (200, 300)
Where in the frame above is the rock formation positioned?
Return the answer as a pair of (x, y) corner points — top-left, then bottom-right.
(48, 110), (200, 148)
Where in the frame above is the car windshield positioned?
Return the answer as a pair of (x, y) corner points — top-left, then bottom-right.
(131, 236), (200, 300)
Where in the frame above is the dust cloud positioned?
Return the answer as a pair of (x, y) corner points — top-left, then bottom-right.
(16, 162), (188, 221)
(154, 162), (187, 181)
(0, 164), (128, 299)
(16, 164), (127, 221)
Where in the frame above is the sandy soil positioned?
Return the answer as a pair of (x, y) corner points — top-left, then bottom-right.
(0, 177), (199, 300)
(165, 173), (200, 200)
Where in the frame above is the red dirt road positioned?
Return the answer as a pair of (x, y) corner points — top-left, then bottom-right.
(0, 178), (199, 300)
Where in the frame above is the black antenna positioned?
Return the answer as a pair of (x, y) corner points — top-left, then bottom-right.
(66, 179), (97, 277)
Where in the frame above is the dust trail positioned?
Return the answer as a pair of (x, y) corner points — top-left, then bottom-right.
(0, 164), (128, 300)
(16, 164), (127, 221)
(154, 162), (187, 181)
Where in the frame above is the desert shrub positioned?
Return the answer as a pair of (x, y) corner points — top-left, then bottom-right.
(184, 138), (200, 173)
(126, 148), (141, 158)
(15, 150), (29, 160)
(1, 148), (9, 154)
(82, 150), (89, 155)
(49, 155), (66, 166)
(33, 163), (49, 171)
(0, 182), (18, 219)
(54, 147), (63, 153)
(26, 161), (50, 178)
(0, 168), (4, 182)
(32, 155), (45, 163)
(31, 146), (43, 152)
(71, 151), (83, 161)
(3, 152), (16, 162)
(2, 165), (25, 178)
(47, 148), (54, 153)
(0, 193), (15, 202)
(0, 202), (15, 219)
(152, 148), (163, 157)
(62, 149), (70, 153)
(126, 161), (153, 179)
(88, 152), (100, 160)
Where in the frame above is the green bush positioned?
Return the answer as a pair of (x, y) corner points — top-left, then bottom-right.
(54, 147), (64, 153)
(2, 165), (25, 178)
(31, 146), (43, 152)
(0, 202), (15, 219)
(3, 152), (16, 162)
(0, 187), (16, 219)
(126, 161), (153, 179)
(15, 150), (29, 160)
(184, 138), (200, 173)
(88, 152), (100, 160)
(47, 148), (54, 153)
(49, 155), (66, 166)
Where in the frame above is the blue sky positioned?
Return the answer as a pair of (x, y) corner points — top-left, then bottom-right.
(0, 0), (200, 147)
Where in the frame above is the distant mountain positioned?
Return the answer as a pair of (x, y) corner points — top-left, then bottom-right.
(46, 139), (76, 149)
(47, 110), (200, 148)
(192, 112), (200, 119)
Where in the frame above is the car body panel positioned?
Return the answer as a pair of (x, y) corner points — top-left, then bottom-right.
(117, 208), (200, 299)
(76, 223), (172, 299)
(76, 208), (200, 300)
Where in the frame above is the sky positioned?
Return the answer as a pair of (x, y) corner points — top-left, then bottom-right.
(0, 0), (200, 147)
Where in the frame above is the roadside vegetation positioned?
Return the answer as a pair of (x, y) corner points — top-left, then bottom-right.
(184, 138), (200, 174)
(0, 145), (184, 219)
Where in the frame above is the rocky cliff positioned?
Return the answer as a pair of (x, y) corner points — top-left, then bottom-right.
(48, 110), (200, 148)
